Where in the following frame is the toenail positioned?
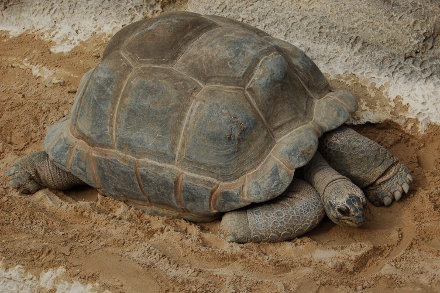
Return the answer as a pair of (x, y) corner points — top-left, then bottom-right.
(402, 183), (409, 193)
(393, 191), (402, 201)
(226, 236), (234, 242)
(383, 196), (392, 206)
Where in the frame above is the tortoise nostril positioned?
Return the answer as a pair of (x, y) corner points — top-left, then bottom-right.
(337, 205), (350, 216)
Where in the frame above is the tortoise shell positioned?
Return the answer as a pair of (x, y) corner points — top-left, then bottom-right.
(43, 12), (356, 220)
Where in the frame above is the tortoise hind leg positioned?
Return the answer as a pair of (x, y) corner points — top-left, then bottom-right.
(319, 126), (413, 206)
(8, 151), (85, 194)
(218, 179), (325, 243)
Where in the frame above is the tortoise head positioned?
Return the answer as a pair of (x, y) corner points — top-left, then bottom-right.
(324, 182), (367, 227)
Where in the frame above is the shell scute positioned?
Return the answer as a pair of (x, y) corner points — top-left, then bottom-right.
(123, 12), (216, 65)
(216, 181), (249, 212)
(93, 151), (144, 201)
(69, 142), (96, 188)
(174, 28), (273, 86)
(270, 37), (330, 97)
(178, 86), (274, 181)
(115, 67), (201, 162)
(246, 52), (314, 139)
(137, 160), (180, 209)
(181, 174), (217, 214)
(245, 155), (293, 203)
(72, 51), (132, 147)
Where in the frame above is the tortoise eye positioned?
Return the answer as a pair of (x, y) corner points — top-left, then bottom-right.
(337, 206), (350, 216)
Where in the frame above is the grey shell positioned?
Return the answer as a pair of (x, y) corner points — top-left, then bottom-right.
(44, 12), (356, 219)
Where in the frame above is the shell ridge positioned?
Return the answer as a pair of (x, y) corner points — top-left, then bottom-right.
(275, 47), (321, 100)
(272, 96), (315, 134)
(88, 148), (101, 189)
(174, 96), (202, 164)
(172, 67), (204, 88)
(65, 141), (78, 171)
(110, 68), (137, 148)
(241, 175), (250, 203)
(120, 49), (136, 68)
(270, 153), (295, 174)
(174, 172), (185, 210)
(171, 26), (224, 81)
(209, 184), (221, 212)
(241, 46), (277, 87)
(134, 159), (151, 205)
(71, 68), (95, 136)
(243, 90), (275, 140)
(171, 22), (219, 68)
(203, 45), (275, 87)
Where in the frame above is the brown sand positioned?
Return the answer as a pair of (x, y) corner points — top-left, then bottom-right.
(0, 32), (439, 292)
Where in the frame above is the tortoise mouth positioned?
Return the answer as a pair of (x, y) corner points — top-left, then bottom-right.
(338, 214), (366, 227)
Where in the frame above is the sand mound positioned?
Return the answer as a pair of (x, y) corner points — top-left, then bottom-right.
(0, 32), (439, 292)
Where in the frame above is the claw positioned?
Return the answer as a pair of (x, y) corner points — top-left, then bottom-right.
(383, 196), (392, 206)
(394, 190), (402, 201)
(407, 174), (413, 182)
(402, 183), (409, 193)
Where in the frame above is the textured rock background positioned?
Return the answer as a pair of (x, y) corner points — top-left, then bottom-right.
(1, 0), (438, 131)
(0, 0), (183, 52)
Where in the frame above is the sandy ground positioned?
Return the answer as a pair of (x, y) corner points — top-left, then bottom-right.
(0, 32), (440, 292)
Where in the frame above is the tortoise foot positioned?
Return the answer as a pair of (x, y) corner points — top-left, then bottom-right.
(218, 210), (252, 243)
(8, 152), (46, 194)
(9, 151), (85, 193)
(364, 162), (412, 206)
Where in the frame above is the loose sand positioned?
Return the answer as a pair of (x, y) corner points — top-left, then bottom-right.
(0, 32), (439, 292)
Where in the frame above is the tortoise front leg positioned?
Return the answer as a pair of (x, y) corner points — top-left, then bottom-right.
(8, 151), (85, 194)
(218, 179), (325, 243)
(319, 126), (413, 206)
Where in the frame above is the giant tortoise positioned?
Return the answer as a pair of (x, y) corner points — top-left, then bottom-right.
(8, 12), (412, 243)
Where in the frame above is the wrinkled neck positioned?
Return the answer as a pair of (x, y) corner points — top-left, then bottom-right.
(303, 152), (346, 202)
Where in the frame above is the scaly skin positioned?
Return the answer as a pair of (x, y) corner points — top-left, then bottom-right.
(219, 179), (325, 243)
(319, 126), (413, 206)
(8, 151), (84, 194)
